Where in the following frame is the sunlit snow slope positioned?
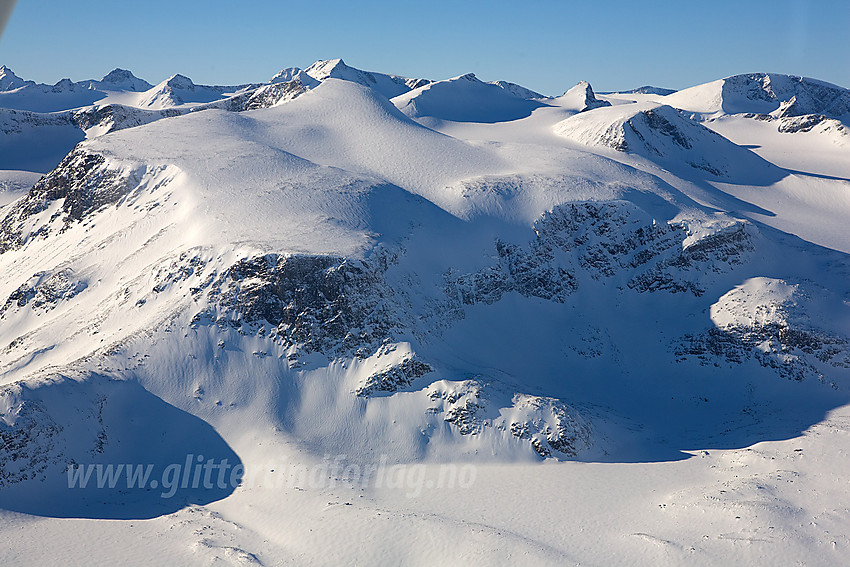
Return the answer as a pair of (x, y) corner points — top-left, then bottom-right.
(1, 62), (850, 566)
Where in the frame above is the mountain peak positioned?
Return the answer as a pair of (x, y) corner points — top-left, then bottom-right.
(269, 66), (301, 83)
(268, 67), (320, 89)
(559, 80), (611, 112)
(304, 58), (421, 99)
(164, 74), (195, 90)
(52, 78), (76, 91)
(99, 68), (153, 92)
(0, 65), (34, 91)
(305, 58), (349, 79)
(102, 68), (135, 82)
(455, 73), (480, 82)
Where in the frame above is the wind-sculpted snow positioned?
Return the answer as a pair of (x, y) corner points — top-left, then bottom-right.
(4, 64), (850, 564)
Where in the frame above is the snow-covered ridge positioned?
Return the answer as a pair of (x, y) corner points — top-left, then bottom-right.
(664, 72), (850, 122)
(554, 102), (780, 181)
(557, 80), (612, 112)
(392, 72), (548, 124)
(603, 85), (677, 96)
(3, 60), (850, 564)
(0, 65), (35, 91)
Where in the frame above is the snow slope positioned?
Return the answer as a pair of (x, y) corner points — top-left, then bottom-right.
(554, 102), (781, 182)
(664, 73), (850, 121)
(1, 62), (850, 566)
(557, 81), (611, 112)
(392, 73), (547, 124)
(304, 58), (429, 99)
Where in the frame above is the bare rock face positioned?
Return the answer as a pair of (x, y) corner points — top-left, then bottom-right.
(0, 150), (141, 253)
(448, 201), (756, 306)
(194, 252), (401, 358)
(0, 393), (65, 488)
(356, 356), (433, 397)
(502, 394), (594, 458)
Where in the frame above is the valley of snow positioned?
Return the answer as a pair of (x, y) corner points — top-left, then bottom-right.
(1, 61), (850, 566)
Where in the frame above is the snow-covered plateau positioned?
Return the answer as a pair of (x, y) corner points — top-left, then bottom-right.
(1, 60), (850, 566)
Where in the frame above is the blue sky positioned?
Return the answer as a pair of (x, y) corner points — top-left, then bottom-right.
(1, 0), (847, 95)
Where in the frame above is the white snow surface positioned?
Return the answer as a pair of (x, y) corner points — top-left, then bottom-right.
(1, 62), (850, 566)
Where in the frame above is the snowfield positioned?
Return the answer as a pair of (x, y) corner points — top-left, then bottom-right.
(1, 60), (850, 566)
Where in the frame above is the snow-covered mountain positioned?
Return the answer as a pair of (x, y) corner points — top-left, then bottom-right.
(136, 74), (256, 110)
(557, 80), (612, 112)
(82, 68), (153, 92)
(554, 102), (780, 181)
(2, 62), (850, 565)
(664, 73), (850, 120)
(612, 85), (678, 96)
(0, 65), (34, 91)
(393, 73), (547, 124)
(304, 58), (430, 98)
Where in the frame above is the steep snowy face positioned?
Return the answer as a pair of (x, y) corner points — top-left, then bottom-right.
(721, 74), (850, 119)
(0, 65), (35, 91)
(392, 73), (547, 124)
(557, 81), (611, 112)
(268, 67), (319, 88)
(4, 130), (849, 470)
(269, 67), (301, 83)
(554, 103), (781, 181)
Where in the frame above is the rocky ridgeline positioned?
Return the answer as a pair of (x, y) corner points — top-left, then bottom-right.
(676, 322), (850, 383)
(0, 76), (310, 153)
(722, 73), (850, 120)
(448, 200), (755, 305)
(0, 150), (143, 253)
(192, 252), (403, 359)
(355, 356), (433, 397)
(1, 147), (838, 460)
